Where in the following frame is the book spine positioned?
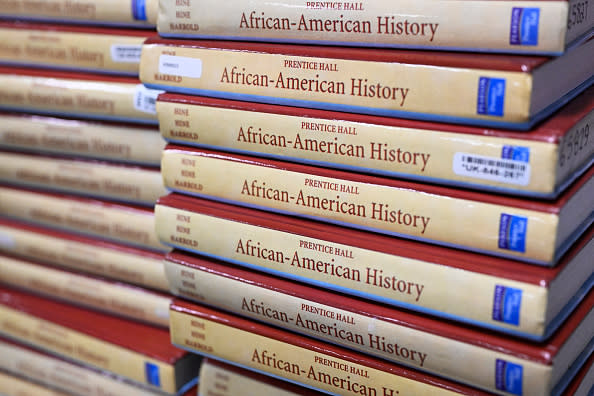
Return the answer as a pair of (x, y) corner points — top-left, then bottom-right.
(0, 256), (171, 327)
(155, 203), (550, 337)
(0, 341), (166, 396)
(157, 97), (558, 196)
(0, 114), (166, 166)
(140, 43), (532, 124)
(157, 0), (569, 53)
(0, 305), (178, 394)
(164, 258), (551, 395)
(0, 0), (158, 25)
(0, 73), (160, 124)
(555, 106), (594, 187)
(0, 27), (146, 75)
(0, 223), (170, 292)
(0, 151), (167, 206)
(0, 186), (169, 252)
(0, 371), (70, 396)
(160, 149), (559, 263)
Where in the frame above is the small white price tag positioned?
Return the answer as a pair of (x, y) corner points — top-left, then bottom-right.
(158, 54), (202, 78)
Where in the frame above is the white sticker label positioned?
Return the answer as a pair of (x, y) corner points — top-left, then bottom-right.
(110, 44), (143, 63)
(134, 85), (165, 114)
(452, 152), (531, 185)
(158, 54), (202, 78)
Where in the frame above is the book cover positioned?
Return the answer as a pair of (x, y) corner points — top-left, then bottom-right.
(564, 353), (594, 396)
(0, 185), (169, 253)
(0, 253), (171, 327)
(156, 193), (593, 339)
(0, 286), (202, 395)
(0, 21), (153, 75)
(164, 249), (593, 394)
(156, 0), (594, 55)
(0, 217), (170, 292)
(0, 0), (159, 28)
(170, 292), (593, 396)
(0, 337), (193, 396)
(0, 370), (71, 396)
(0, 112), (166, 166)
(156, 85), (594, 198)
(140, 36), (594, 129)
(160, 145), (594, 265)
(0, 150), (167, 206)
(199, 357), (324, 396)
(0, 65), (162, 124)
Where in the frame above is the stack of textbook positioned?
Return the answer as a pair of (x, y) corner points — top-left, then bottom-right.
(139, 1), (594, 395)
(0, 3), (202, 395)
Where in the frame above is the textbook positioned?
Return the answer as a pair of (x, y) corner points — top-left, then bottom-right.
(156, 0), (594, 55)
(155, 193), (594, 339)
(156, 86), (594, 198)
(0, 21), (152, 75)
(0, 370), (70, 396)
(0, 0), (158, 28)
(140, 36), (594, 129)
(0, 112), (165, 166)
(0, 217), (170, 292)
(164, 249), (593, 394)
(170, 293), (593, 396)
(0, 337), (189, 396)
(0, 150), (167, 206)
(0, 254), (171, 327)
(0, 66), (161, 124)
(199, 358), (323, 396)
(0, 286), (202, 396)
(0, 186), (169, 253)
(160, 145), (594, 265)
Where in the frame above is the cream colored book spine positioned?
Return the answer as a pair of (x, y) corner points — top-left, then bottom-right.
(0, 255), (171, 327)
(0, 0), (159, 26)
(0, 186), (169, 253)
(0, 305), (179, 394)
(0, 371), (70, 396)
(0, 151), (166, 205)
(165, 258), (551, 395)
(160, 148), (560, 263)
(156, 0), (582, 53)
(0, 114), (166, 165)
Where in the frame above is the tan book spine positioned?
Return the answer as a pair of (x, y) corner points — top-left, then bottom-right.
(0, 340), (167, 396)
(0, 186), (169, 252)
(0, 151), (166, 205)
(160, 149), (559, 263)
(157, 0), (575, 53)
(164, 258), (551, 395)
(0, 305), (179, 394)
(0, 27), (146, 74)
(0, 371), (70, 396)
(0, 73), (161, 123)
(0, 255), (171, 327)
(155, 203), (550, 336)
(0, 114), (166, 165)
(140, 43), (533, 123)
(0, 223), (169, 292)
(0, 0), (158, 25)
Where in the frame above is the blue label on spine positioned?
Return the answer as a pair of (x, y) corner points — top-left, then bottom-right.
(492, 285), (522, 325)
(132, 0), (147, 21)
(498, 213), (527, 252)
(477, 77), (505, 117)
(501, 146), (530, 162)
(510, 8), (540, 46)
(145, 362), (161, 387)
(495, 359), (524, 395)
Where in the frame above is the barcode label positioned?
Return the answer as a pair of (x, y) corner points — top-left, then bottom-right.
(110, 44), (142, 63)
(134, 85), (164, 114)
(453, 152), (530, 185)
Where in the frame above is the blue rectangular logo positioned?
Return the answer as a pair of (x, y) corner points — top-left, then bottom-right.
(495, 359), (524, 395)
(477, 77), (506, 117)
(132, 0), (147, 21)
(498, 214), (527, 253)
(492, 285), (522, 325)
(145, 362), (161, 387)
(510, 8), (540, 46)
(502, 146), (530, 162)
